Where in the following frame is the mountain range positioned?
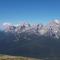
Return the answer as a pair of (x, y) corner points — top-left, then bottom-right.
(1, 19), (60, 38)
(0, 19), (60, 59)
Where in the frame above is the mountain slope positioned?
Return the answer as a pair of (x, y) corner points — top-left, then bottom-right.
(0, 19), (60, 59)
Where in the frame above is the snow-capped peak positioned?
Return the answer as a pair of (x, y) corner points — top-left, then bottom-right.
(1, 22), (16, 32)
(54, 19), (60, 24)
(2, 22), (13, 26)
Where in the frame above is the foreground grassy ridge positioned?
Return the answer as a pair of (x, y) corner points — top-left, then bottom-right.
(0, 55), (60, 60)
(0, 55), (41, 60)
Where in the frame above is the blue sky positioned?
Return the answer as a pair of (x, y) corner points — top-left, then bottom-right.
(0, 0), (60, 24)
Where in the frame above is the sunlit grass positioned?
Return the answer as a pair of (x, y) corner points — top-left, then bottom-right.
(0, 54), (41, 60)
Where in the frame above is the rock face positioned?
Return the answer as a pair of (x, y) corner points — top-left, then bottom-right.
(46, 19), (60, 38)
(0, 19), (60, 59)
